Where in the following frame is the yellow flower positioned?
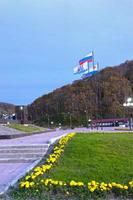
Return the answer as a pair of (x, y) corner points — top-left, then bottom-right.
(77, 182), (84, 186)
(29, 182), (35, 187)
(59, 181), (63, 186)
(25, 175), (31, 180)
(88, 181), (98, 192)
(25, 181), (30, 188)
(108, 183), (112, 188)
(111, 182), (117, 186)
(20, 181), (26, 188)
(123, 185), (128, 190)
(70, 180), (77, 186)
(31, 175), (36, 179)
(90, 188), (95, 192)
(129, 181), (133, 187)
(116, 184), (123, 189)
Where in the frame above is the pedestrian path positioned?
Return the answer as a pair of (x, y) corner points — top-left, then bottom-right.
(0, 125), (24, 139)
(0, 144), (50, 195)
(0, 127), (72, 195)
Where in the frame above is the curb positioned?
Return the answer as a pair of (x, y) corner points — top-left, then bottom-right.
(0, 129), (55, 140)
(48, 133), (69, 145)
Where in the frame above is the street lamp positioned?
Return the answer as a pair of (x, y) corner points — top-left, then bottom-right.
(127, 97), (132, 103)
(59, 123), (61, 129)
(68, 112), (72, 128)
(20, 106), (23, 110)
(123, 97), (133, 130)
(84, 110), (88, 128)
(46, 114), (50, 128)
(88, 118), (92, 129)
(20, 106), (23, 124)
(51, 121), (54, 127)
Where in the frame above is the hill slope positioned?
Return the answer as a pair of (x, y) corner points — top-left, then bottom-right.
(0, 102), (15, 115)
(28, 60), (133, 126)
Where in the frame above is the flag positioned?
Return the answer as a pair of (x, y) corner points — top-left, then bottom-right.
(89, 64), (98, 73)
(73, 62), (88, 74)
(73, 65), (81, 74)
(81, 64), (98, 78)
(79, 52), (93, 65)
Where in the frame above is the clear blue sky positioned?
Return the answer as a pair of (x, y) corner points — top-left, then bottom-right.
(0, 0), (133, 105)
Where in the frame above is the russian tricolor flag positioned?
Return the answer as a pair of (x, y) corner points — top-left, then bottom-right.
(79, 52), (93, 65)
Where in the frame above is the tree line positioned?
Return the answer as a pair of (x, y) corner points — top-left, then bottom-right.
(28, 60), (133, 127)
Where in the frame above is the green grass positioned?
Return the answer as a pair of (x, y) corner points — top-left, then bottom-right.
(48, 132), (133, 184)
(8, 123), (44, 133)
(9, 132), (133, 199)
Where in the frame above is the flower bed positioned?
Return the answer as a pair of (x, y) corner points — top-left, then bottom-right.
(20, 133), (76, 189)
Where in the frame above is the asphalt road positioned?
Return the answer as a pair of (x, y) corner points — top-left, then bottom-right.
(0, 125), (23, 136)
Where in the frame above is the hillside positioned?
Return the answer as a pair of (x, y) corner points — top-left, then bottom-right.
(28, 60), (133, 126)
(0, 102), (15, 115)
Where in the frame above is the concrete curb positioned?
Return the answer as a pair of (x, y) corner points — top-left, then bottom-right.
(48, 133), (69, 145)
(0, 129), (55, 140)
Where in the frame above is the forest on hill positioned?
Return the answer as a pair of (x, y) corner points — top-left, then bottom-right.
(28, 60), (133, 127)
(0, 102), (15, 116)
(0, 102), (15, 118)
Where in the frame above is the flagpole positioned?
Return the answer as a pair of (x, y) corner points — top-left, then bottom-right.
(94, 60), (100, 127)
(92, 50), (95, 67)
(97, 62), (100, 72)
(92, 50), (98, 120)
(97, 62), (103, 128)
(88, 61), (89, 73)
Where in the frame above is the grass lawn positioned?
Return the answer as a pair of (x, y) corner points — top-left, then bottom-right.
(8, 123), (45, 133)
(9, 132), (133, 200)
(48, 132), (133, 184)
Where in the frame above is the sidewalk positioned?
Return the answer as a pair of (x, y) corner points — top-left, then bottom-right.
(0, 129), (72, 145)
(0, 128), (73, 195)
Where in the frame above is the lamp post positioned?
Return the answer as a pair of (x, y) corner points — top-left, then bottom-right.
(46, 114), (50, 128)
(84, 110), (88, 128)
(68, 112), (72, 128)
(51, 121), (54, 128)
(20, 106), (23, 124)
(59, 123), (61, 129)
(88, 118), (91, 129)
(123, 97), (133, 130)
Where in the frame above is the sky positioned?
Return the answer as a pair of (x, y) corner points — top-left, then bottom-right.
(0, 0), (133, 105)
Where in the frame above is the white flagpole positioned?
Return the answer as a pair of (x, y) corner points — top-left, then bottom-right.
(97, 62), (103, 127)
(97, 62), (100, 72)
(88, 61), (89, 73)
(92, 50), (95, 67)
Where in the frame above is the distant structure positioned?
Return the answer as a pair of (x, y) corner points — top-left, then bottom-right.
(0, 103), (16, 124)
